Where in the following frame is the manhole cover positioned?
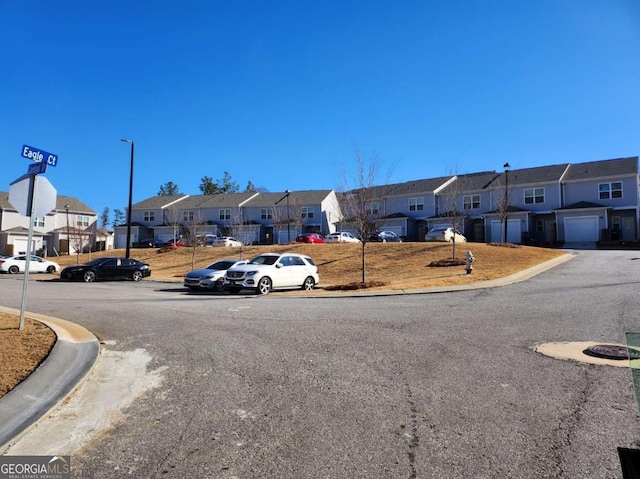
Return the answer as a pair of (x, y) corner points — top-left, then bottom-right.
(583, 344), (640, 360)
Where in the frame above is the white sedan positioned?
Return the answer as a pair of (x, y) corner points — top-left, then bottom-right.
(213, 236), (243, 247)
(0, 255), (60, 274)
(425, 227), (467, 243)
(325, 232), (361, 243)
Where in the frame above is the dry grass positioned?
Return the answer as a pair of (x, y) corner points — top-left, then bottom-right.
(0, 242), (566, 399)
(54, 242), (565, 291)
(0, 314), (56, 398)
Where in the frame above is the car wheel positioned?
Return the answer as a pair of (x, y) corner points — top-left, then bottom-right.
(8, 265), (19, 274)
(132, 271), (143, 282)
(214, 278), (225, 292)
(257, 277), (272, 295)
(302, 276), (315, 291)
(46, 266), (56, 273)
(83, 271), (96, 283)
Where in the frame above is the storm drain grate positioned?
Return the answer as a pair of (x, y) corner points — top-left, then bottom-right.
(583, 344), (640, 361)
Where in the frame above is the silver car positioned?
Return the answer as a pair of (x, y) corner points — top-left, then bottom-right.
(184, 259), (247, 291)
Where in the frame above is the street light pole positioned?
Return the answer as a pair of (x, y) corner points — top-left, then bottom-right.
(64, 204), (70, 255)
(274, 190), (291, 244)
(121, 139), (134, 258)
(503, 162), (510, 243)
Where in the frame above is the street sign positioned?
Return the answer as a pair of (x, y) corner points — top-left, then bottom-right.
(21, 144), (58, 167)
(27, 161), (48, 176)
(9, 174), (57, 217)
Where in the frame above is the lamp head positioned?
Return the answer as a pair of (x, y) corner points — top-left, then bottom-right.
(121, 139), (133, 144)
(503, 162), (510, 169)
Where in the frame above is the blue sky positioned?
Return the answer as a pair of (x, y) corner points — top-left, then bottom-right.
(2, 1), (639, 220)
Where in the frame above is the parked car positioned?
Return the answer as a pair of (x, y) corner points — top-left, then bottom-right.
(162, 239), (185, 247)
(325, 232), (361, 243)
(425, 227), (467, 243)
(213, 237), (242, 247)
(60, 257), (151, 282)
(224, 253), (319, 295)
(0, 255), (60, 274)
(295, 233), (325, 244)
(193, 234), (218, 246)
(133, 239), (165, 248)
(368, 231), (403, 242)
(183, 259), (247, 291)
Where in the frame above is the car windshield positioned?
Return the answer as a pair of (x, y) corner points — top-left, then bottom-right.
(207, 261), (237, 270)
(249, 255), (279, 265)
(429, 228), (447, 233)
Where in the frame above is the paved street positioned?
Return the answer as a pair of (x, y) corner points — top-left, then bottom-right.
(1, 249), (639, 478)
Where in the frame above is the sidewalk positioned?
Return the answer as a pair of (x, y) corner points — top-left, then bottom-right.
(0, 308), (99, 453)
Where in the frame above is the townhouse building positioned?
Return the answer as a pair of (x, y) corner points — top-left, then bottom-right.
(115, 190), (341, 248)
(8, 156), (632, 254)
(0, 193), (102, 256)
(333, 156), (639, 244)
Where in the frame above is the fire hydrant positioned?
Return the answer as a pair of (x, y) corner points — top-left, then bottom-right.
(465, 250), (475, 274)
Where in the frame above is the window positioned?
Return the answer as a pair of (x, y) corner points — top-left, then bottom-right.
(219, 208), (231, 220)
(76, 215), (89, 227)
(183, 210), (195, 222)
(366, 202), (379, 215)
(524, 188), (545, 204)
(463, 195), (480, 210)
(302, 206), (314, 219)
(409, 197), (424, 211)
(599, 182), (622, 199)
(144, 211), (155, 222)
(34, 217), (45, 227)
(261, 208), (272, 220)
(536, 219), (544, 233)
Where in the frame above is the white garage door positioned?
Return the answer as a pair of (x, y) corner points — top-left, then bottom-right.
(13, 239), (28, 255)
(490, 219), (521, 243)
(564, 216), (599, 242)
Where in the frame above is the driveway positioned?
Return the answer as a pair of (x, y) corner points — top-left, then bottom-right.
(0, 249), (639, 478)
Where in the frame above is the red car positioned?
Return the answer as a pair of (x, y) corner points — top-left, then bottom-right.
(295, 233), (325, 244)
(162, 240), (185, 248)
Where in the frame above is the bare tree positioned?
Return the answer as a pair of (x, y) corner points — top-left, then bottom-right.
(182, 211), (206, 270)
(491, 171), (510, 243)
(230, 207), (255, 259)
(163, 203), (183, 245)
(68, 224), (93, 264)
(436, 173), (468, 258)
(338, 149), (393, 283)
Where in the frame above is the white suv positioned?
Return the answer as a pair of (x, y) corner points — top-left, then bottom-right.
(224, 253), (319, 295)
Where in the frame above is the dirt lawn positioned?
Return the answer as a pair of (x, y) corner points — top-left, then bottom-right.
(0, 242), (566, 398)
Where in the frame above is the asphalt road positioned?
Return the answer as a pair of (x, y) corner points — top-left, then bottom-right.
(1, 249), (639, 478)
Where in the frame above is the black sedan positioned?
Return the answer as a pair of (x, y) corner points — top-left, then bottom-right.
(61, 257), (151, 283)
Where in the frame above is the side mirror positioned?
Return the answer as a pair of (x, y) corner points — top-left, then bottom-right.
(275, 263), (283, 268)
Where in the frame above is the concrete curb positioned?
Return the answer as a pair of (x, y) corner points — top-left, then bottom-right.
(303, 252), (576, 298)
(0, 307), (100, 453)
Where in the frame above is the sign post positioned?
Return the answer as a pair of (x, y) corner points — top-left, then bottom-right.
(9, 145), (58, 330)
